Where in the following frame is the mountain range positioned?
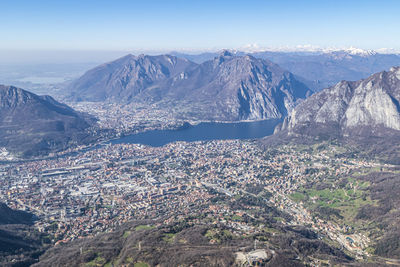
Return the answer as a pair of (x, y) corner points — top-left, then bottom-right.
(3, 50), (400, 156)
(67, 51), (312, 121)
(0, 85), (95, 157)
(173, 49), (400, 91)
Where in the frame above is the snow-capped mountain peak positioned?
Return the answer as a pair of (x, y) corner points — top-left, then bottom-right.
(343, 47), (377, 56)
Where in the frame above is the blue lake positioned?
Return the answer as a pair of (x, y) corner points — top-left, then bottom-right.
(110, 119), (281, 147)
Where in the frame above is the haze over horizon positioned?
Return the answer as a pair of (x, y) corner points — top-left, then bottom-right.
(1, 45), (398, 65)
(1, 0), (399, 63)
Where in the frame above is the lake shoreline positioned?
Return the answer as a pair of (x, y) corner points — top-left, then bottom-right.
(109, 119), (282, 147)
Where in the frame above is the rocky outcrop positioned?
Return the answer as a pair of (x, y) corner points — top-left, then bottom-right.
(278, 66), (400, 137)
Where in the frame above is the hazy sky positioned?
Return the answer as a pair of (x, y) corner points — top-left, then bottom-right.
(0, 0), (399, 52)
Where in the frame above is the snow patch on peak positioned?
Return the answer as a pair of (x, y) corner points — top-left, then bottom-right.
(395, 68), (400, 80)
(166, 56), (174, 65)
(376, 48), (400, 54)
(344, 47), (377, 56)
(389, 66), (400, 79)
(239, 44), (396, 56)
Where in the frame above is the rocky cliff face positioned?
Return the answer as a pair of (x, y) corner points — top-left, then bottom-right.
(0, 85), (94, 157)
(172, 49), (400, 92)
(160, 51), (311, 120)
(279, 66), (400, 137)
(68, 51), (311, 121)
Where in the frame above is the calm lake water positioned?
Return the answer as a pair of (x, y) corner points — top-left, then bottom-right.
(110, 119), (281, 147)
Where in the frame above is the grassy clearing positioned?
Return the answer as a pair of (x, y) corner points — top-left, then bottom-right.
(134, 262), (149, 267)
(205, 229), (233, 243)
(300, 177), (379, 228)
(85, 255), (106, 267)
(352, 166), (383, 177)
(263, 226), (279, 234)
(290, 192), (306, 202)
(123, 230), (131, 238)
(308, 188), (350, 203)
(336, 196), (377, 222)
(135, 225), (154, 231)
(163, 233), (176, 243)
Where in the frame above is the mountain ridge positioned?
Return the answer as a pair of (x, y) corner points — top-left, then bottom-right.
(0, 85), (95, 157)
(67, 51), (312, 121)
(68, 54), (197, 102)
(278, 66), (400, 136)
(265, 66), (400, 164)
(172, 50), (400, 91)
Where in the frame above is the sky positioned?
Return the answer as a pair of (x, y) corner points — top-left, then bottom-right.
(0, 0), (399, 55)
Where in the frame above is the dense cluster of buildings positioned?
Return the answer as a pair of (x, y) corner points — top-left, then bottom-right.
(70, 102), (191, 135)
(0, 138), (388, 258)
